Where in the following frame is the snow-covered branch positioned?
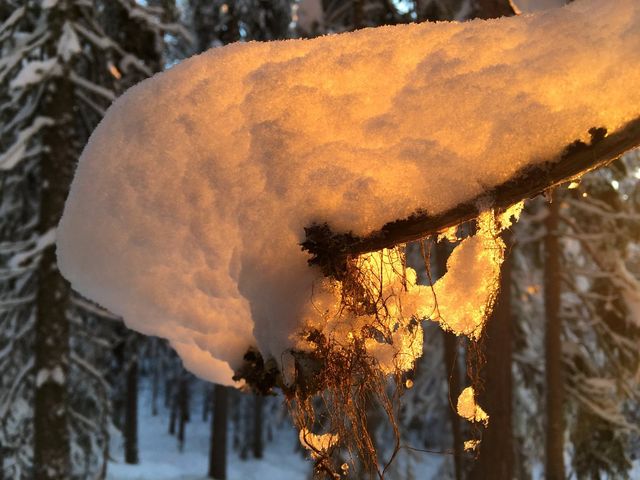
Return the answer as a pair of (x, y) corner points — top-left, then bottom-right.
(0, 113), (53, 170)
(69, 352), (110, 393)
(0, 6), (25, 43)
(57, 0), (640, 387)
(69, 72), (116, 102)
(71, 295), (120, 321)
(303, 119), (640, 277)
(0, 357), (33, 419)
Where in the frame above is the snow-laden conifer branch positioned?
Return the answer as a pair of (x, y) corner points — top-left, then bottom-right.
(302, 118), (640, 277)
(0, 357), (33, 419)
(70, 352), (111, 393)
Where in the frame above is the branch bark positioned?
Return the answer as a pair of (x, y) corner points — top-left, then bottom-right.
(302, 118), (640, 277)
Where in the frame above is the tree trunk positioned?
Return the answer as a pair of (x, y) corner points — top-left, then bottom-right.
(34, 245), (71, 480)
(192, 1), (220, 53)
(353, 0), (364, 29)
(443, 331), (463, 479)
(240, 395), (250, 460)
(545, 193), (565, 480)
(203, 385), (211, 422)
(169, 383), (177, 435)
(151, 340), (159, 417)
(165, 377), (172, 408)
(124, 357), (139, 464)
(473, 0), (515, 18)
(434, 243), (464, 480)
(33, 7), (75, 478)
(252, 395), (264, 459)
(209, 385), (228, 480)
(232, 390), (241, 451)
(0, 446), (5, 480)
(178, 372), (189, 451)
(469, 232), (514, 480)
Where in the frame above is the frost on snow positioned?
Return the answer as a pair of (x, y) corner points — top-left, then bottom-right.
(57, 0), (640, 386)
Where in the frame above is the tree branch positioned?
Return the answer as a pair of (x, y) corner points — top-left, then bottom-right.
(302, 117), (640, 278)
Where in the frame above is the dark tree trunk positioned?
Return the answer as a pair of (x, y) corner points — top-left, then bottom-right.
(469, 233), (514, 480)
(240, 395), (250, 460)
(443, 332), (463, 479)
(252, 395), (264, 458)
(169, 383), (178, 435)
(165, 377), (172, 408)
(178, 373), (190, 451)
(435, 243), (464, 480)
(545, 193), (565, 480)
(0, 446), (5, 480)
(110, 325), (127, 430)
(151, 341), (159, 417)
(209, 385), (228, 480)
(203, 385), (211, 422)
(232, 390), (241, 451)
(353, 0), (364, 29)
(33, 7), (76, 478)
(124, 357), (139, 464)
(192, 1), (222, 53)
(34, 244), (71, 480)
(473, 0), (515, 18)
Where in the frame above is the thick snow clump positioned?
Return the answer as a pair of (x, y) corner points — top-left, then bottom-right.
(57, 0), (640, 385)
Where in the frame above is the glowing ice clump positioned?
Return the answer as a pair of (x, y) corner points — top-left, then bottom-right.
(457, 386), (489, 425)
(431, 202), (523, 339)
(57, 0), (640, 385)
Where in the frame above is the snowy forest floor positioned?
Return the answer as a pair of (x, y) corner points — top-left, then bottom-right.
(106, 385), (311, 480)
(104, 383), (640, 479)
(104, 382), (447, 479)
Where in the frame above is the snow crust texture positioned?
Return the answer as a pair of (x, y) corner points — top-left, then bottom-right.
(58, 0), (640, 385)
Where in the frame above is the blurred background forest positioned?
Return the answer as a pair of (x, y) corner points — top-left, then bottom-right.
(1, 0), (640, 479)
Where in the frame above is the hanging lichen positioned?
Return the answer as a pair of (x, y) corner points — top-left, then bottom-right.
(235, 203), (523, 477)
(285, 247), (427, 478)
